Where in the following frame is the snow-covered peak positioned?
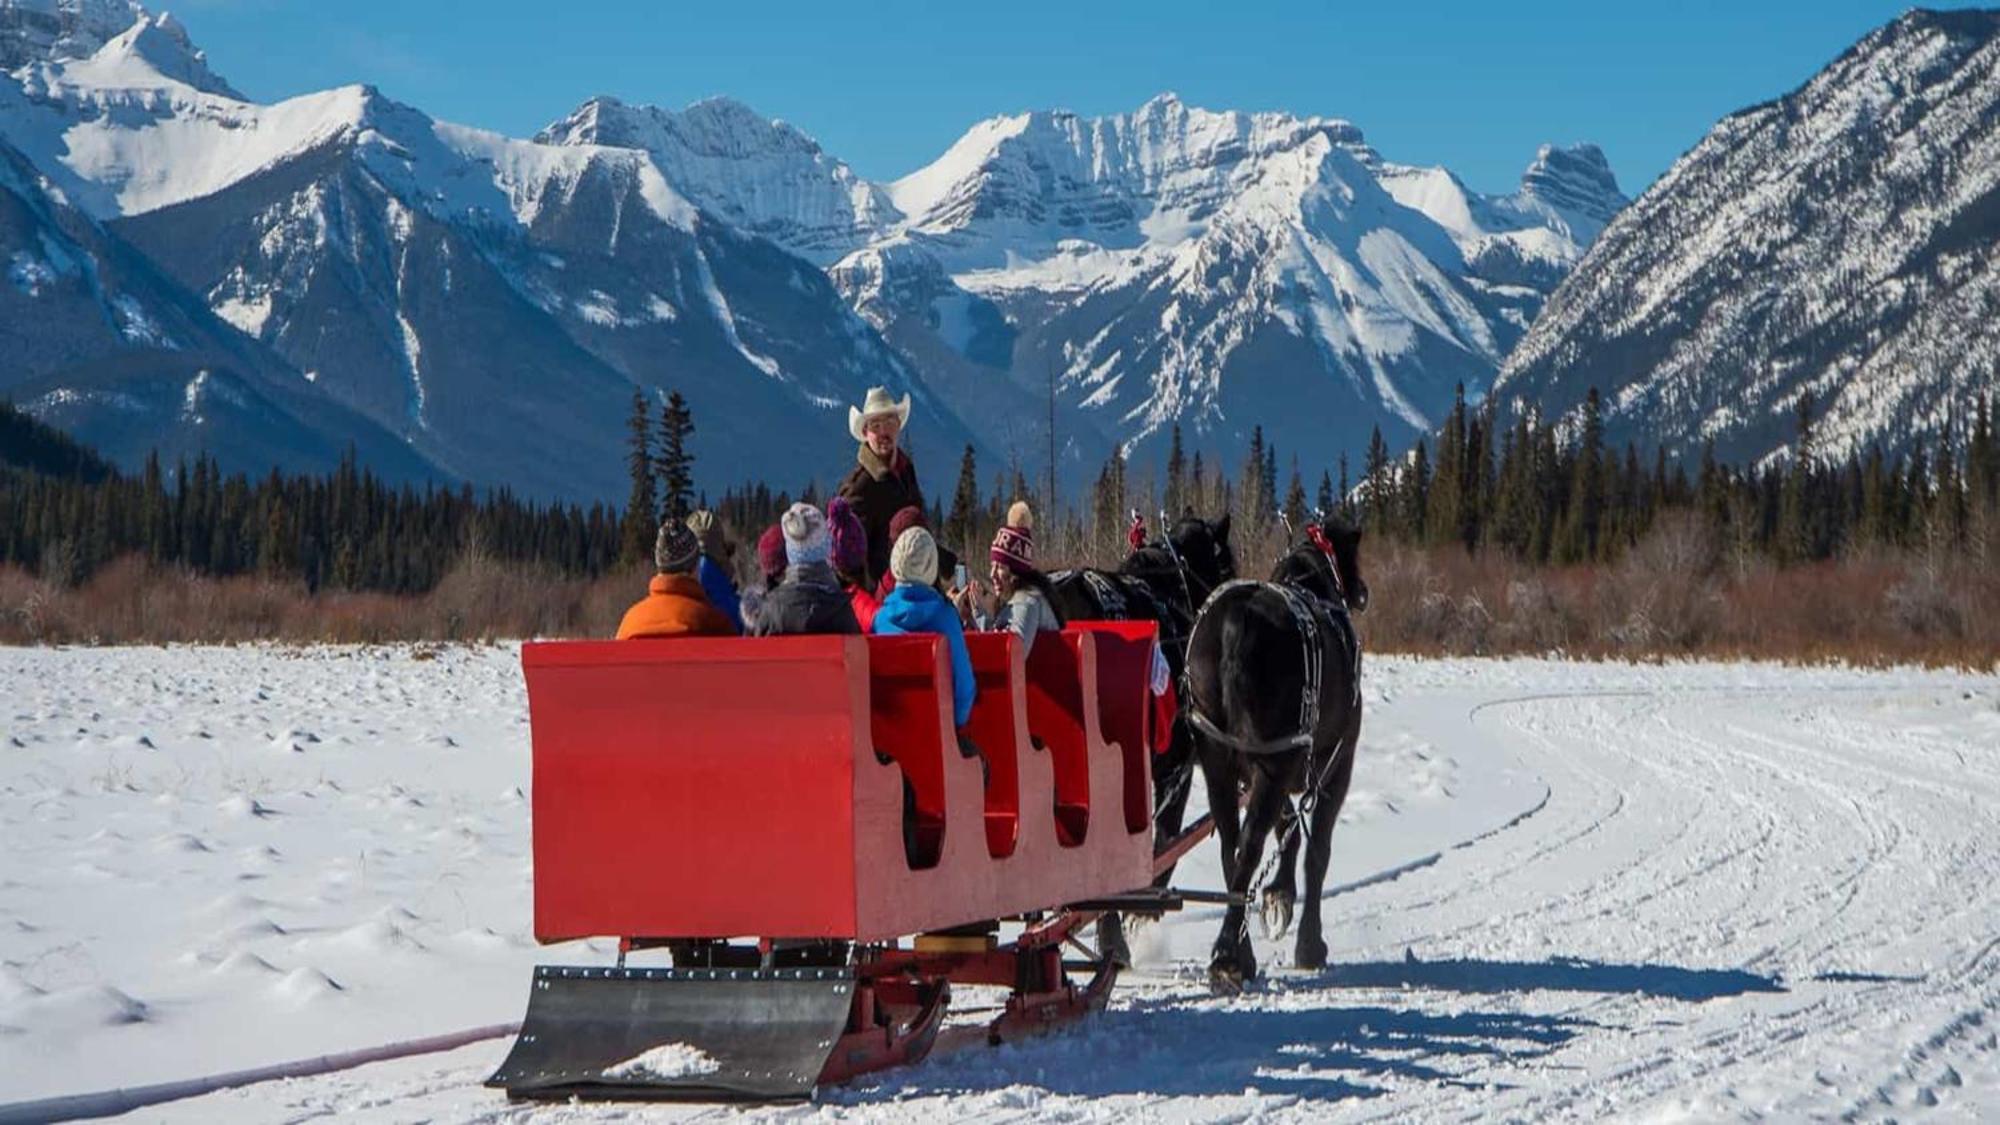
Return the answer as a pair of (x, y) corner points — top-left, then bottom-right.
(17, 8), (241, 98)
(537, 93), (895, 263)
(886, 93), (1376, 242)
(1495, 4), (2000, 467)
(1518, 142), (1622, 228)
(0, 0), (142, 70)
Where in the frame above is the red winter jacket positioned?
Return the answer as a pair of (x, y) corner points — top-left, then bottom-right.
(847, 581), (882, 632)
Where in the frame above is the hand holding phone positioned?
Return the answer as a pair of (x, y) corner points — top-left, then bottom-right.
(953, 562), (969, 590)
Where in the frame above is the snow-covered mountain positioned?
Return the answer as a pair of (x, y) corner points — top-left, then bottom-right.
(0, 5), (966, 499)
(3, 4), (1622, 498)
(1495, 9), (2000, 467)
(0, 25), (440, 484)
(541, 90), (1622, 480)
(537, 96), (899, 267)
(823, 94), (1622, 474)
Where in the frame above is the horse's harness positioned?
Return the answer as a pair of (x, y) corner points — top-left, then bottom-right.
(1184, 538), (1361, 764)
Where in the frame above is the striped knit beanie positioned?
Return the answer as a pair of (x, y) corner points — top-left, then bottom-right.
(990, 501), (1035, 575)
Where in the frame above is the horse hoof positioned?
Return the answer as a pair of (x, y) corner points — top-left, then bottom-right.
(1259, 888), (1296, 942)
(1098, 915), (1132, 969)
(1207, 961), (1245, 996)
(1294, 934), (1328, 971)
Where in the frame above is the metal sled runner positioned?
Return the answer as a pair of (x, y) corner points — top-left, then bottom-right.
(487, 623), (1212, 1102)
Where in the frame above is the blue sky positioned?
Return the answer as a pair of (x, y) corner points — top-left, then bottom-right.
(177, 1), (1985, 196)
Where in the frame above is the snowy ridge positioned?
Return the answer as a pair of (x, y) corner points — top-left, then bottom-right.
(1495, 8), (2000, 465)
(538, 95), (895, 264)
(0, 0), (143, 70)
(813, 94), (1624, 470)
(533, 88), (1623, 479)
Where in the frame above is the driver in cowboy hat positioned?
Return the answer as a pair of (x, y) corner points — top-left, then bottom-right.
(836, 386), (925, 589)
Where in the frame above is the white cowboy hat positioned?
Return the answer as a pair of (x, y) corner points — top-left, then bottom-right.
(847, 386), (911, 442)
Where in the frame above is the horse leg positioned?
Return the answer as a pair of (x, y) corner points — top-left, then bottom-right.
(1295, 726), (1358, 971)
(1149, 719), (1195, 890)
(1210, 765), (1282, 993)
(1199, 741), (1241, 884)
(1260, 800), (1300, 942)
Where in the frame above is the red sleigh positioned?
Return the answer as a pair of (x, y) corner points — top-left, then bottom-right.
(490, 622), (1209, 1102)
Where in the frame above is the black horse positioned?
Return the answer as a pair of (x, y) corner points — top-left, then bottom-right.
(1049, 513), (1236, 866)
(1182, 517), (1367, 992)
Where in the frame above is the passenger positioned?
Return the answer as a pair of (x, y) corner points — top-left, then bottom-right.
(739, 522), (787, 632)
(750, 503), (861, 637)
(960, 501), (1064, 656)
(684, 509), (743, 634)
(836, 386), (923, 589)
(871, 527), (975, 729)
(614, 521), (734, 640)
(827, 497), (880, 631)
(872, 505), (959, 602)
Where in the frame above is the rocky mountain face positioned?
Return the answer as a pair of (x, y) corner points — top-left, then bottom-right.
(0, 5), (965, 499)
(808, 95), (1624, 478)
(1494, 9), (2000, 467)
(0, 64), (435, 483)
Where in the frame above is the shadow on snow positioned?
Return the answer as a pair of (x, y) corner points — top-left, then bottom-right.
(833, 997), (1595, 1105)
(828, 953), (1783, 1105)
(1327, 954), (1787, 1001)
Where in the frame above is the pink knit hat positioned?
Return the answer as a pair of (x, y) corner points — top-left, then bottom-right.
(990, 501), (1035, 575)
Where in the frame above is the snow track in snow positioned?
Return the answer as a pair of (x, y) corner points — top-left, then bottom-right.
(0, 649), (1994, 1121)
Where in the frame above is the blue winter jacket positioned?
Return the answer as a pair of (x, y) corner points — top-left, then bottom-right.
(871, 581), (975, 728)
(696, 555), (744, 634)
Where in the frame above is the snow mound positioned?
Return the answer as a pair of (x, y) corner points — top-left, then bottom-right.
(0, 984), (149, 1032)
(217, 794), (276, 819)
(211, 950), (280, 977)
(269, 967), (342, 1007)
(601, 1041), (722, 1081)
(151, 831), (212, 853)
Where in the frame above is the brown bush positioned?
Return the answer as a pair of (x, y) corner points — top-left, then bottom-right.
(1, 540), (1992, 669)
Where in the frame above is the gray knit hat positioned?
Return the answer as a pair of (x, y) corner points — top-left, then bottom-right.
(781, 503), (831, 567)
(890, 527), (939, 587)
(654, 520), (701, 574)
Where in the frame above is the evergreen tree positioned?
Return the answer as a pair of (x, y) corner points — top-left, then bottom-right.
(1403, 440), (1431, 540)
(1283, 457), (1308, 533)
(1427, 384), (1467, 548)
(656, 390), (696, 522)
(1363, 425), (1393, 534)
(619, 390), (658, 567)
(1317, 469), (1335, 519)
(1778, 392), (1819, 563)
(1240, 426), (1270, 528)
(1164, 423), (1187, 517)
(947, 444), (979, 553)
(1556, 389), (1605, 564)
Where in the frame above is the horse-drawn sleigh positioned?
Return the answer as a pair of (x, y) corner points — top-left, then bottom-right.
(487, 517), (1366, 1102)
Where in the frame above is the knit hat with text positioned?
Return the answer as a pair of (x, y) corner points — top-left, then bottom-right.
(989, 501), (1035, 575)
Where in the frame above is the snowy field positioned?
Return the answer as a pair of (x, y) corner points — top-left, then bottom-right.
(1, 645), (1996, 1122)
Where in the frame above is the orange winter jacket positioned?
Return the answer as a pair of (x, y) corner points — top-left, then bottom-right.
(615, 573), (735, 640)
